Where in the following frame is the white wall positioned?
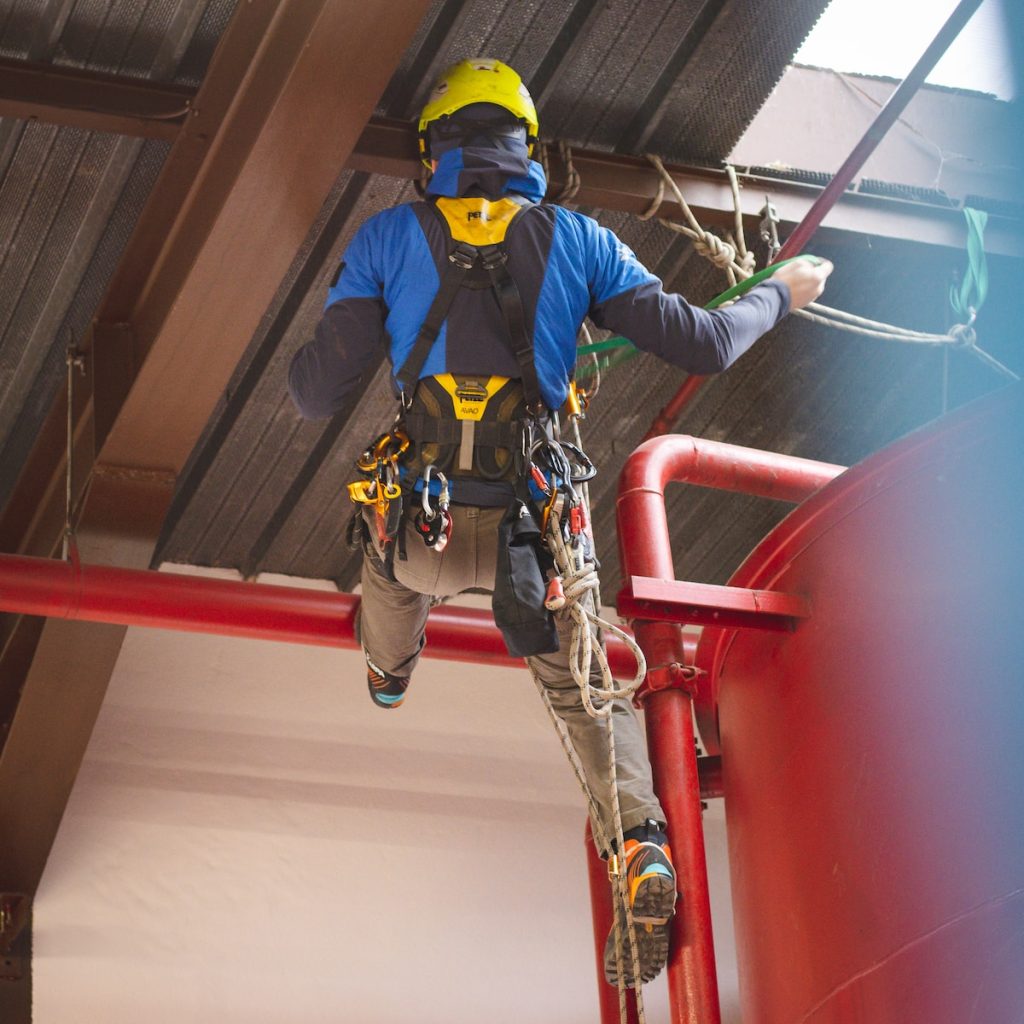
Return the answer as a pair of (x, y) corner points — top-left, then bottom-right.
(34, 569), (738, 1023)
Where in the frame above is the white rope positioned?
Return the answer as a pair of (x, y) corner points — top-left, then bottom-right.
(525, 413), (658, 1019)
(645, 154), (752, 287)
(545, 521), (645, 714)
(640, 153), (1015, 370)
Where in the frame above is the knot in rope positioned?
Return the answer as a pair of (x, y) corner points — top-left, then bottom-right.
(736, 246), (756, 279)
(693, 231), (737, 270)
(948, 322), (977, 349)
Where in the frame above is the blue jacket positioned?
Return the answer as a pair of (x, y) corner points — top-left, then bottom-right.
(289, 147), (790, 418)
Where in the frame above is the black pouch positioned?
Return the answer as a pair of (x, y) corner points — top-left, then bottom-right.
(492, 498), (560, 658)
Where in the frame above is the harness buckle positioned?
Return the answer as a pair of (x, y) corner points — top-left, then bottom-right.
(480, 248), (508, 271)
(449, 244), (477, 270)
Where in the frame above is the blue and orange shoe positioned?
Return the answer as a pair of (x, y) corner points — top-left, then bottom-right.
(365, 651), (410, 710)
(604, 822), (678, 987)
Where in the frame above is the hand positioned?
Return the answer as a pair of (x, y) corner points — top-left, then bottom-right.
(771, 257), (834, 311)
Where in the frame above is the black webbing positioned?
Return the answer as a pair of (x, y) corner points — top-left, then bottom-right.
(488, 263), (543, 411)
(394, 239), (477, 393)
(403, 413), (520, 448)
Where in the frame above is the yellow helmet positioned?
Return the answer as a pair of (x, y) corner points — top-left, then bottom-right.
(418, 58), (539, 167)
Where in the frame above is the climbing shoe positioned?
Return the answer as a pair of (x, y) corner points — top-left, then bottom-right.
(364, 650), (410, 710)
(603, 823), (677, 988)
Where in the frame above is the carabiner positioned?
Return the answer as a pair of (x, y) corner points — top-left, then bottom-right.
(420, 465), (450, 521)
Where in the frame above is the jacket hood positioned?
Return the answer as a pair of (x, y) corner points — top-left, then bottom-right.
(426, 140), (548, 203)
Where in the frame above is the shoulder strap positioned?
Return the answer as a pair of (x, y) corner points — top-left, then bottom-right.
(485, 253), (544, 413)
(395, 202), (477, 395)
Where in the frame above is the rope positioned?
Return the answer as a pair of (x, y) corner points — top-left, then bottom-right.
(62, 339), (85, 562)
(642, 154), (1019, 380)
(645, 154), (754, 287)
(558, 142), (581, 203)
(527, 424), (654, 1019)
(541, 140), (583, 204)
(577, 322), (602, 399)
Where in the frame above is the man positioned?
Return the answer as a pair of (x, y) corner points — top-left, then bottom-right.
(289, 58), (831, 987)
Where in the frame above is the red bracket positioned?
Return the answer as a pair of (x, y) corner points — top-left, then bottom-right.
(619, 575), (810, 632)
(643, 660), (702, 699)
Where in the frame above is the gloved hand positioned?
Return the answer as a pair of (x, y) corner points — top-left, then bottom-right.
(772, 257), (834, 311)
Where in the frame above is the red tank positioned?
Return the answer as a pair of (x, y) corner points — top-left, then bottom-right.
(704, 386), (1024, 1022)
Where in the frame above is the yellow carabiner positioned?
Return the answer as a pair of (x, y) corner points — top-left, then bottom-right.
(376, 480), (401, 514)
(347, 479), (377, 505)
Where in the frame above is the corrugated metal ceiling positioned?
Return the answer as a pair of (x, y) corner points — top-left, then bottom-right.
(1, 0), (1020, 601)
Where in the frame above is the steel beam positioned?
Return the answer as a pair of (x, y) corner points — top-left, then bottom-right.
(350, 119), (1023, 258)
(0, 48), (1016, 258)
(0, 57), (192, 140)
(0, 0), (432, 902)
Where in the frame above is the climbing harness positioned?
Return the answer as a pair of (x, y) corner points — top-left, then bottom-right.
(346, 191), (545, 558)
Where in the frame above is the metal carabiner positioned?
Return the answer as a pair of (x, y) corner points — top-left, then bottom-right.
(420, 465), (449, 521)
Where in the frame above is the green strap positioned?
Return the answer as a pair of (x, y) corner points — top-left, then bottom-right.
(949, 207), (988, 320)
(575, 254), (824, 361)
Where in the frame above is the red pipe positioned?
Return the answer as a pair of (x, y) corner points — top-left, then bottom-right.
(618, 435), (845, 581)
(0, 551), (643, 675)
(612, 435), (844, 1024)
(641, 375), (707, 443)
(775, 0), (985, 262)
(640, 0), (983, 443)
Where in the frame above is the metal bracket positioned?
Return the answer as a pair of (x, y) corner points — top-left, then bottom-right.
(759, 196), (781, 261)
(0, 895), (29, 956)
(619, 576), (811, 633)
(644, 660), (702, 698)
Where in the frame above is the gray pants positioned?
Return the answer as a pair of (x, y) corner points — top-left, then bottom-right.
(359, 503), (666, 848)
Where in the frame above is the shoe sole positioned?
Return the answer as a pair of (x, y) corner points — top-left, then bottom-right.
(603, 874), (677, 987)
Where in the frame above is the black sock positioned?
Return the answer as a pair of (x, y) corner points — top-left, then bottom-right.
(622, 818), (667, 846)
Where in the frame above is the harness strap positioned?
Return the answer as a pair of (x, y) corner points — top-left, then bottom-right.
(403, 413), (520, 449)
(394, 239), (477, 394)
(487, 259), (544, 412)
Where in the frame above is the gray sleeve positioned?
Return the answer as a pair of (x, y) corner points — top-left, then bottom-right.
(590, 278), (791, 374)
(288, 297), (385, 419)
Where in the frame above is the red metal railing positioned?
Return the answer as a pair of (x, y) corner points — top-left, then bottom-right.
(0, 550), (644, 676)
(610, 435), (843, 1024)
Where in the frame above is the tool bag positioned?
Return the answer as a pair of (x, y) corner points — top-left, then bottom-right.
(493, 493), (559, 657)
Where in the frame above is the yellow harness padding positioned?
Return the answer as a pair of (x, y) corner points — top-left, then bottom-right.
(431, 373), (510, 421)
(434, 195), (527, 246)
